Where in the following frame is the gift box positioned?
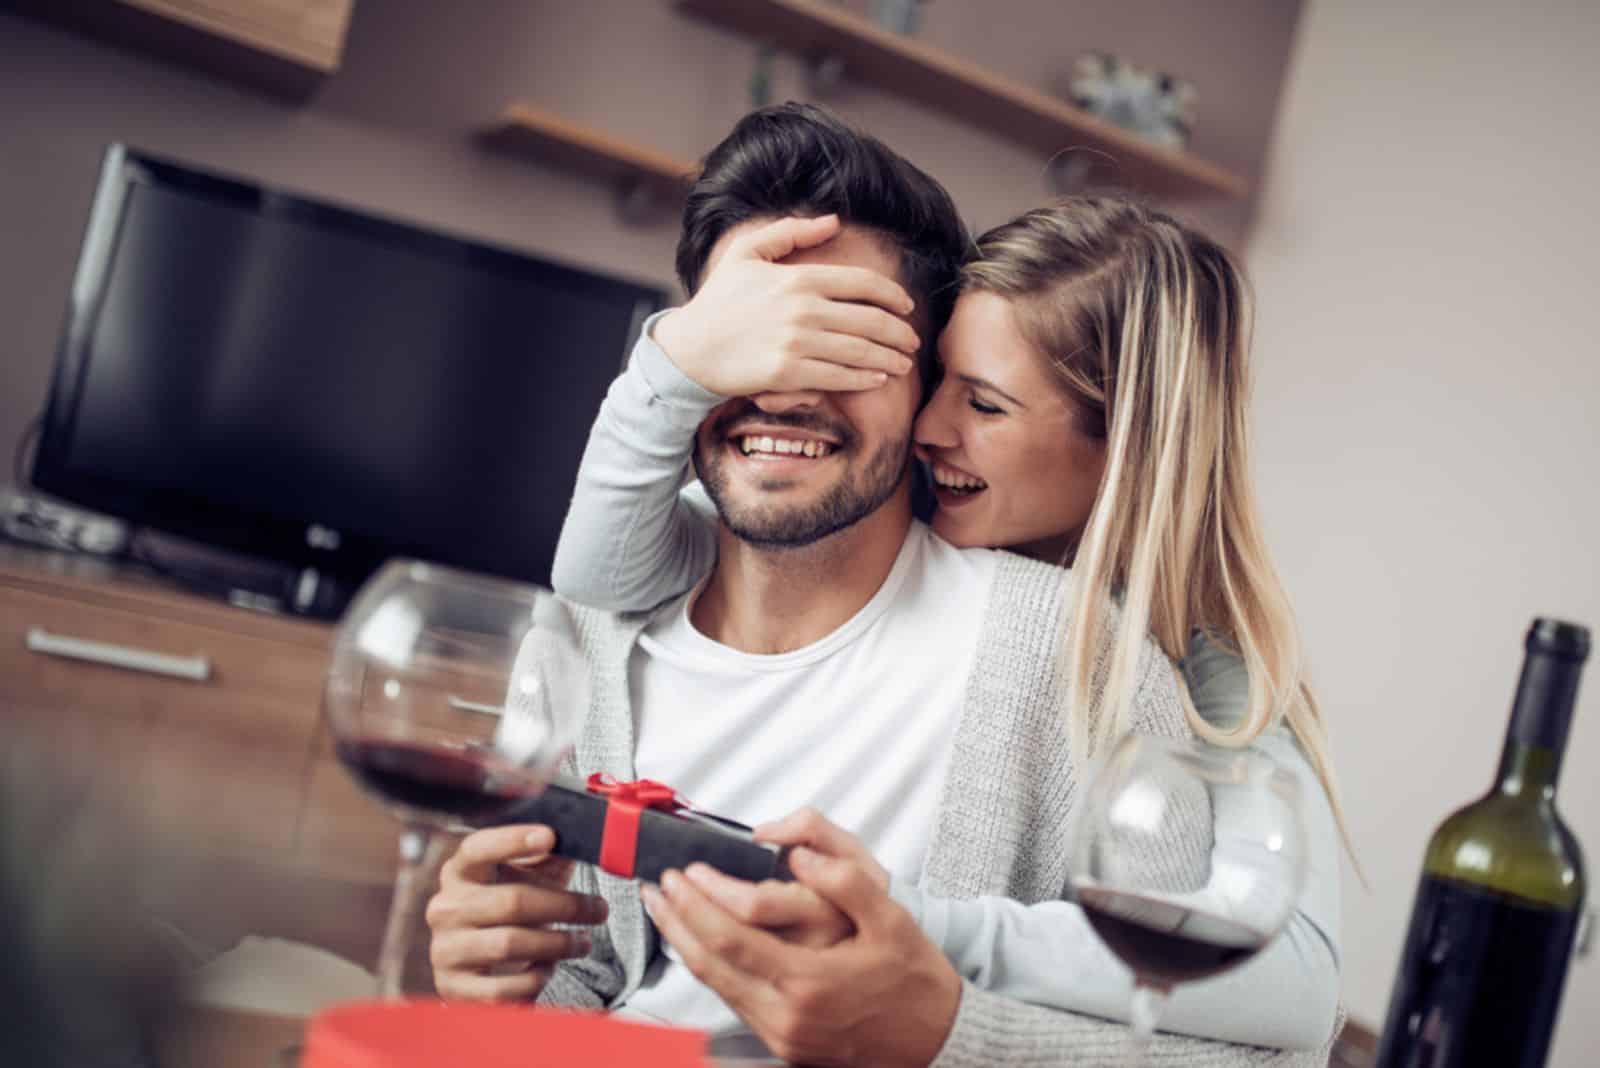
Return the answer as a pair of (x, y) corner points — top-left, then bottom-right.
(491, 773), (793, 884)
(303, 1000), (709, 1068)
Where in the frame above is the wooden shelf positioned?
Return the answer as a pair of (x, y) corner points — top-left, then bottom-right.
(675, 0), (1248, 201)
(481, 103), (697, 220)
(123, 0), (352, 73)
(10, 0), (355, 99)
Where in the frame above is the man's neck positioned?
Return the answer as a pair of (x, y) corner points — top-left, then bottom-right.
(690, 491), (914, 655)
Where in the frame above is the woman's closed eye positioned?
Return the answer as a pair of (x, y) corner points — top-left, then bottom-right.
(967, 393), (1005, 416)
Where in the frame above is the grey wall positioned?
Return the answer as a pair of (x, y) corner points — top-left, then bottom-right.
(1247, 1), (1600, 1062)
(0, 0), (1302, 469)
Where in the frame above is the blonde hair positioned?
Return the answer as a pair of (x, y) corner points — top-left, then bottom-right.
(962, 196), (1357, 862)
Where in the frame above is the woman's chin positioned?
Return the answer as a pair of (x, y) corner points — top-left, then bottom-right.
(932, 510), (1075, 564)
(930, 510), (992, 549)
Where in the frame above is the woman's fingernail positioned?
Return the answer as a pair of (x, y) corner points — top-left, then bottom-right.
(525, 827), (554, 851)
(641, 884), (662, 909)
(661, 869), (683, 893)
(572, 931), (592, 955)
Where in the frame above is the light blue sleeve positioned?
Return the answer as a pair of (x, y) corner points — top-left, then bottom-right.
(549, 311), (723, 611)
(894, 634), (1343, 1051)
(1183, 629), (1253, 730)
(1180, 630), (1343, 966)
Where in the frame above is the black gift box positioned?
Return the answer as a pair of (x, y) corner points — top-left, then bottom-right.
(490, 774), (793, 884)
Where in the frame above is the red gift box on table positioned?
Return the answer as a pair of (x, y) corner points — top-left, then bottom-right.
(303, 1000), (709, 1067)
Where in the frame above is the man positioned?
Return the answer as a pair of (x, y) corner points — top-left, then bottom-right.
(426, 104), (1295, 1067)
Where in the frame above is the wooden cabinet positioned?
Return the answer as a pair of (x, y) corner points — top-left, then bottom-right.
(0, 546), (413, 983)
(10, 0), (357, 98)
(3, 581), (320, 854)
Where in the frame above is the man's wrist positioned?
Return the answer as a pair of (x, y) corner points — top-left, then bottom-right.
(910, 957), (963, 1068)
(870, 951), (961, 1068)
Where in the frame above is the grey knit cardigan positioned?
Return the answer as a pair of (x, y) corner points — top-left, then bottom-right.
(539, 551), (1337, 1067)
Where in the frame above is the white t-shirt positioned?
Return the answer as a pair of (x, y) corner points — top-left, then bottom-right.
(614, 522), (997, 1039)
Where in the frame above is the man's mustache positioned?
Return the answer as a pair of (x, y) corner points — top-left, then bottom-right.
(710, 401), (854, 447)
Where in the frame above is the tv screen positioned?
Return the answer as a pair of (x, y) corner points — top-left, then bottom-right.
(32, 145), (666, 609)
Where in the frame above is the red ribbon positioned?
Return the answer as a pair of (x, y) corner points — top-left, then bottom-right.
(585, 773), (685, 878)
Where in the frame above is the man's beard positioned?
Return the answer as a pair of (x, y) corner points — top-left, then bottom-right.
(694, 409), (910, 549)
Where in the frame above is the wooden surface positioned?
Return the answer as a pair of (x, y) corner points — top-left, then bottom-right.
(675, 0), (1248, 201)
(0, 543), (331, 648)
(2, 576), (321, 855)
(483, 102), (699, 195)
(1330, 1017), (1379, 1067)
(0, 544), (417, 986)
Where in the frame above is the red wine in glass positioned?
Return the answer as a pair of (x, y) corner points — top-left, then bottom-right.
(1067, 733), (1307, 1062)
(1077, 885), (1270, 989)
(336, 738), (544, 826)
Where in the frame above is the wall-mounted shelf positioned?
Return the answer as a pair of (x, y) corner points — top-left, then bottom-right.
(10, 0), (356, 99)
(481, 103), (697, 224)
(675, 0), (1248, 201)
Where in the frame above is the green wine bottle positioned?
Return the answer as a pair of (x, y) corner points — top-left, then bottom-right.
(1376, 618), (1589, 1067)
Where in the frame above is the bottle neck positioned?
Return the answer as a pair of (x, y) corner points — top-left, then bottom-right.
(1497, 647), (1582, 800)
(1494, 740), (1561, 801)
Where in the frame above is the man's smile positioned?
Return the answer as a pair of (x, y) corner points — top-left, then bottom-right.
(735, 434), (836, 459)
(714, 413), (851, 482)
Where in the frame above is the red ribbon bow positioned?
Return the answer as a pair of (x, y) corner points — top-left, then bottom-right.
(585, 773), (685, 879)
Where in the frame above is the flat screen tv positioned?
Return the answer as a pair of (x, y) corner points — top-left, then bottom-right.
(32, 145), (667, 613)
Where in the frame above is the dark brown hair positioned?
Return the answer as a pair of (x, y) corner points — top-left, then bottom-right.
(676, 102), (968, 383)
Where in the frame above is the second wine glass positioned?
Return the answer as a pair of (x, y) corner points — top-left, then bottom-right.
(1068, 732), (1307, 1061)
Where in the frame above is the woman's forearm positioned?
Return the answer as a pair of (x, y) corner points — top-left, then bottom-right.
(894, 715), (1343, 1052)
(550, 311), (721, 610)
(896, 884), (1338, 1050)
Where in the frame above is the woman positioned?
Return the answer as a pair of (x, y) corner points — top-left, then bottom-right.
(550, 197), (1347, 1051)
(917, 200), (1344, 786)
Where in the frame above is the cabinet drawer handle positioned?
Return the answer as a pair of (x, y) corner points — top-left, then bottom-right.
(447, 696), (502, 717)
(24, 627), (212, 683)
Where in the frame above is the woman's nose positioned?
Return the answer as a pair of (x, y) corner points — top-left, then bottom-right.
(752, 390), (825, 414)
(913, 386), (958, 448)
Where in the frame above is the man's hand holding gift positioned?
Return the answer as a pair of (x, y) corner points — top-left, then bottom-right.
(643, 809), (961, 1068)
(426, 825), (610, 1002)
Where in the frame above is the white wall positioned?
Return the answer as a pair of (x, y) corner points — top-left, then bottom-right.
(1247, 2), (1599, 1063)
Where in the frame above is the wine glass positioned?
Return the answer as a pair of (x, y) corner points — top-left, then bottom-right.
(1068, 733), (1307, 1061)
(323, 559), (589, 997)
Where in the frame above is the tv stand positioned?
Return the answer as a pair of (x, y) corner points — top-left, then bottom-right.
(123, 527), (351, 620)
(0, 541), (425, 988)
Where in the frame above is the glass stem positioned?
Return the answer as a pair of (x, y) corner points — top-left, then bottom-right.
(376, 826), (446, 998)
(1124, 983), (1170, 1066)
